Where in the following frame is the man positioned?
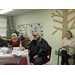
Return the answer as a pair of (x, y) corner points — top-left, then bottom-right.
(22, 32), (49, 65)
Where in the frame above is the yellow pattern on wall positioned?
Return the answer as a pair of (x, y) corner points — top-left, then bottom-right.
(52, 9), (75, 39)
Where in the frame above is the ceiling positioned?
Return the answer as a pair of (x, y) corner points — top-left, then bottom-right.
(0, 9), (40, 16)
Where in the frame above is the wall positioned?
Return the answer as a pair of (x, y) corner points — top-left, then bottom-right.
(15, 9), (75, 65)
(0, 14), (7, 19)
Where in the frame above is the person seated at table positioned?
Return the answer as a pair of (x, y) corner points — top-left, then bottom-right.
(22, 32), (49, 65)
(61, 30), (75, 65)
(0, 35), (6, 47)
(10, 33), (20, 47)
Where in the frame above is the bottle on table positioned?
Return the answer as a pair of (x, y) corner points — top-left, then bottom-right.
(20, 41), (22, 50)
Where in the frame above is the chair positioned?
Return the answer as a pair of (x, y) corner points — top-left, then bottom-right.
(57, 48), (75, 65)
(4, 57), (27, 65)
(31, 46), (52, 64)
(22, 42), (24, 47)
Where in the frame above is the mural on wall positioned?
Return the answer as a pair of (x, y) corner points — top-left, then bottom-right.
(28, 22), (44, 37)
(52, 9), (75, 39)
(17, 24), (27, 35)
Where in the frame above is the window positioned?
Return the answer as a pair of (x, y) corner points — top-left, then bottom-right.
(0, 18), (7, 37)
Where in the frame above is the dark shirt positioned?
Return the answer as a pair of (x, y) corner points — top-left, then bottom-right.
(0, 39), (6, 47)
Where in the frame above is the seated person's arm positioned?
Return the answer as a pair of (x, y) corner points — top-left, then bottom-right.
(22, 40), (33, 51)
(2, 39), (6, 47)
(61, 38), (75, 48)
(68, 39), (75, 48)
(38, 39), (49, 57)
(61, 38), (67, 48)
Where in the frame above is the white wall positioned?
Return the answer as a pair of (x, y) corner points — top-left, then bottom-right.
(15, 9), (75, 65)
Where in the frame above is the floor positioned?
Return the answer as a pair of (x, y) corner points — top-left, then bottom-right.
(31, 63), (50, 65)
(31, 59), (74, 65)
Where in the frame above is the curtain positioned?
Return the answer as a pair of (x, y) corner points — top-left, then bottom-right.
(6, 16), (11, 39)
(6, 16), (15, 39)
(11, 16), (15, 32)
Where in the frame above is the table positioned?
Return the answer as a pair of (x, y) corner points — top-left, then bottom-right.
(0, 48), (31, 65)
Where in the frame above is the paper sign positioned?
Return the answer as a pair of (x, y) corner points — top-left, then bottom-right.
(29, 22), (44, 37)
(17, 24), (27, 35)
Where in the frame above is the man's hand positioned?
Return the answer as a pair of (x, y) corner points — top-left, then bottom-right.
(28, 50), (30, 53)
(62, 45), (67, 48)
(33, 55), (38, 60)
(21, 47), (25, 51)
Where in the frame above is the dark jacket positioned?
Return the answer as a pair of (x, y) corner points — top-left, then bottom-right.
(0, 39), (6, 47)
(25, 37), (49, 57)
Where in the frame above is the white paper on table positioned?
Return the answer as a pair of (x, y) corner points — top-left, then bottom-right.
(11, 49), (28, 56)
(13, 47), (24, 50)
(13, 47), (20, 50)
(0, 48), (8, 54)
(0, 48), (9, 56)
(0, 48), (8, 50)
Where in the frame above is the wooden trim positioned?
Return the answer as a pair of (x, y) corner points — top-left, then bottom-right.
(2, 37), (6, 38)
(2, 38), (30, 42)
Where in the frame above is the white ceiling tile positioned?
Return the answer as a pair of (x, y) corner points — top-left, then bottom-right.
(0, 9), (39, 16)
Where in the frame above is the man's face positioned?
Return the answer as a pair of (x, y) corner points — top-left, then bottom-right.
(33, 35), (40, 40)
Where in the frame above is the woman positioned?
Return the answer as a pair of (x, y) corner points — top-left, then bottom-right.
(0, 35), (6, 47)
(61, 31), (75, 65)
(10, 33), (20, 47)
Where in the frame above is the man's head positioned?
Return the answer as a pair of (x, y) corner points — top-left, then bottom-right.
(33, 32), (40, 40)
